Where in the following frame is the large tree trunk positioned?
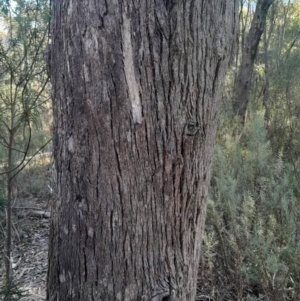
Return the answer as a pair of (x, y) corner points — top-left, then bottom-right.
(233, 0), (274, 124)
(47, 1), (238, 300)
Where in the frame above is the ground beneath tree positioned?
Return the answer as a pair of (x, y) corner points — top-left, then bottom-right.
(0, 194), (215, 301)
(0, 197), (50, 301)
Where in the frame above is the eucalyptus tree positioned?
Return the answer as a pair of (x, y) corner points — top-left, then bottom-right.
(233, 0), (275, 124)
(47, 1), (239, 300)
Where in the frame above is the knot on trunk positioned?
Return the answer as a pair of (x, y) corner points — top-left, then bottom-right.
(185, 122), (199, 137)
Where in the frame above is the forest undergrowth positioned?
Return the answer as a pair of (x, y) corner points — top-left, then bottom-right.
(198, 110), (300, 301)
(0, 156), (51, 301)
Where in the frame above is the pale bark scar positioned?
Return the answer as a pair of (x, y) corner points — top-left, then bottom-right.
(122, 12), (142, 124)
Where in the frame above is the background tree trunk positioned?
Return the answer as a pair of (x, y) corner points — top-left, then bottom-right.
(263, 1), (277, 123)
(233, 0), (274, 124)
(47, 1), (238, 300)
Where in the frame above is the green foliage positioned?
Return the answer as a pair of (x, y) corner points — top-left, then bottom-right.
(251, 0), (300, 158)
(199, 2), (300, 300)
(0, 0), (51, 285)
(203, 111), (300, 300)
(0, 0), (51, 163)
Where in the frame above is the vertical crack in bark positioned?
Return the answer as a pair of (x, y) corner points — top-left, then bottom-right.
(109, 209), (117, 298)
(84, 251), (88, 282)
(202, 42), (208, 136)
(212, 59), (221, 97)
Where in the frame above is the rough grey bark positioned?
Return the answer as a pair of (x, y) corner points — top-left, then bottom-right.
(47, 1), (238, 300)
(233, 0), (274, 124)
